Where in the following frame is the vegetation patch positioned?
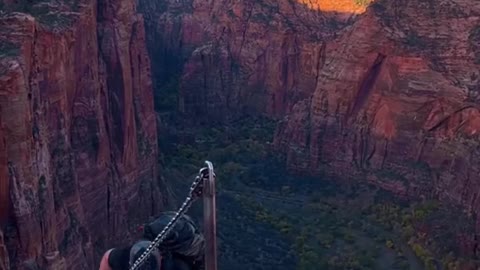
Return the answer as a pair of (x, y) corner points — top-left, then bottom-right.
(158, 114), (480, 269)
(0, 40), (20, 58)
(251, 12), (272, 23)
(370, 0), (394, 28)
(155, 76), (179, 113)
(404, 31), (428, 50)
(353, 0), (373, 8)
(375, 168), (407, 183)
(35, 12), (76, 29)
(1, 0), (79, 29)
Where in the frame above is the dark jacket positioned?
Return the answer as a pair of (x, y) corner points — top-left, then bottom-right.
(142, 212), (205, 270)
(101, 213), (204, 270)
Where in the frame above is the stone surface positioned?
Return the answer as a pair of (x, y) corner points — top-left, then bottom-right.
(275, 0), (480, 254)
(138, 0), (369, 122)
(140, 0), (479, 217)
(140, 0), (480, 258)
(0, 0), (163, 269)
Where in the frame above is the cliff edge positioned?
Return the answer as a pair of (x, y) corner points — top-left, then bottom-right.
(0, 0), (162, 269)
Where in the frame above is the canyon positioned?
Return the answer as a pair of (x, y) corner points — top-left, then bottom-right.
(0, 0), (480, 269)
(276, 0), (480, 250)
(143, 0), (480, 257)
(142, 0), (480, 262)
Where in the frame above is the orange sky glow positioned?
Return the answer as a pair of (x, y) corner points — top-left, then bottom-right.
(296, 0), (372, 13)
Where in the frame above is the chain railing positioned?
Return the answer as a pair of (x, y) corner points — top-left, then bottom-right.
(129, 161), (216, 270)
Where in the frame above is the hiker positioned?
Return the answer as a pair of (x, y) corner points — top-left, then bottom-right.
(99, 212), (205, 270)
(99, 240), (162, 270)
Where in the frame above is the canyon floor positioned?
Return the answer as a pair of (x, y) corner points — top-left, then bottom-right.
(159, 116), (477, 270)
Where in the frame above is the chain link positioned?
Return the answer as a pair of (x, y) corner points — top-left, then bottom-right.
(129, 167), (209, 270)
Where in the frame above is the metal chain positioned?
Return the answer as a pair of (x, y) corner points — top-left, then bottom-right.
(129, 167), (208, 270)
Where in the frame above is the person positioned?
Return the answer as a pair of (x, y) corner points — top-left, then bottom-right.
(99, 213), (205, 270)
(142, 212), (205, 270)
(99, 240), (162, 270)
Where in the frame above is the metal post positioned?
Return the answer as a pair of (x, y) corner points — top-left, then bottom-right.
(203, 161), (217, 270)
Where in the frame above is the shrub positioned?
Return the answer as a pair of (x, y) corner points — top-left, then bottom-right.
(0, 40), (19, 58)
(354, 0), (372, 7)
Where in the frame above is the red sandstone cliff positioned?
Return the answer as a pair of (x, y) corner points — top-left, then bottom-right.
(275, 0), (480, 243)
(142, 0), (480, 256)
(138, 0), (370, 121)
(0, 0), (162, 269)
(142, 0), (477, 216)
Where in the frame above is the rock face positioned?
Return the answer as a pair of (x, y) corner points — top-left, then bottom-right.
(141, 0), (479, 212)
(138, 0), (369, 122)
(275, 0), (480, 248)
(0, 0), (163, 269)
(141, 0), (480, 256)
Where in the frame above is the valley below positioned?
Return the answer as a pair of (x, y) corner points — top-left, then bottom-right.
(160, 117), (478, 270)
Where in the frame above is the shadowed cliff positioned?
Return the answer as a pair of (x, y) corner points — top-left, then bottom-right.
(138, 0), (372, 123)
(0, 0), (165, 269)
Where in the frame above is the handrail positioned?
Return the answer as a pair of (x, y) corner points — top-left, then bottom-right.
(203, 161), (217, 270)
